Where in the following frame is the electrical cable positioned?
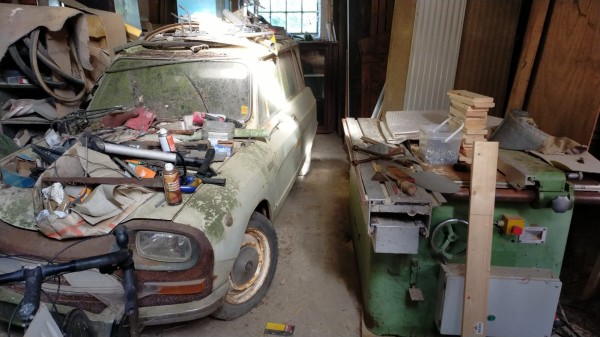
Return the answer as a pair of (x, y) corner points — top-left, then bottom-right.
(29, 29), (87, 104)
(174, 151), (187, 184)
(6, 298), (23, 337)
(22, 37), (86, 86)
(8, 43), (67, 89)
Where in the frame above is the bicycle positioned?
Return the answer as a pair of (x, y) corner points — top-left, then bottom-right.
(0, 225), (139, 337)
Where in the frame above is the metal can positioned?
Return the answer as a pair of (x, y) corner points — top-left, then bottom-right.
(158, 128), (176, 152)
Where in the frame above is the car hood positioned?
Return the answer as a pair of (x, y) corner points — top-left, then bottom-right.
(0, 144), (242, 232)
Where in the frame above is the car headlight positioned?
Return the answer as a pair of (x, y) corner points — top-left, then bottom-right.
(136, 231), (192, 263)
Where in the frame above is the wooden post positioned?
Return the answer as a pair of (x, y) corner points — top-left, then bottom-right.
(379, 0), (416, 116)
(461, 141), (498, 337)
(505, 0), (550, 114)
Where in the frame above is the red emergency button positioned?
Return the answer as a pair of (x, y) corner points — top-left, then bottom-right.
(511, 226), (524, 235)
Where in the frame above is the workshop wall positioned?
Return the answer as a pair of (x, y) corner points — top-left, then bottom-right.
(350, 0), (600, 153)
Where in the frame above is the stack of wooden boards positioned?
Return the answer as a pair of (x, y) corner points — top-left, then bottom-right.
(447, 90), (495, 164)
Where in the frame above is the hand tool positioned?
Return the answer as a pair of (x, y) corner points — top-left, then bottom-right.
(112, 157), (142, 180)
(387, 165), (460, 194)
(384, 167), (417, 196)
(351, 145), (418, 166)
(82, 135), (207, 167)
(371, 163), (387, 182)
(197, 148), (215, 178)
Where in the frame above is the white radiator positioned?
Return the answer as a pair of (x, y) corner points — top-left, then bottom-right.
(403, 0), (467, 111)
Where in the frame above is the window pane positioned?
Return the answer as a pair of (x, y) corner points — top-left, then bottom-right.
(270, 12), (286, 28)
(287, 12), (302, 33)
(302, 12), (318, 33)
(259, 0), (271, 11)
(303, 0), (318, 12)
(257, 0), (321, 36)
(271, 1), (285, 11)
(278, 52), (299, 98)
(288, 0), (301, 11)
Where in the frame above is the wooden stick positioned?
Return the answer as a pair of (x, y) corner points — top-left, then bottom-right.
(461, 141), (498, 337)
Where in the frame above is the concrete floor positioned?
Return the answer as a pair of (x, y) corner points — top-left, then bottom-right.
(142, 133), (362, 337)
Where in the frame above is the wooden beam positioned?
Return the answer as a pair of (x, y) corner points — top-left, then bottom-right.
(461, 141), (498, 337)
(505, 0), (550, 115)
(525, 0), (600, 146)
(379, 0), (416, 117)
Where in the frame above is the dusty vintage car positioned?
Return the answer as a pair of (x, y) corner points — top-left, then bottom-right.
(0, 14), (316, 335)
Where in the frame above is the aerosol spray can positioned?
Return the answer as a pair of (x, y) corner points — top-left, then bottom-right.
(162, 163), (182, 205)
(158, 128), (176, 152)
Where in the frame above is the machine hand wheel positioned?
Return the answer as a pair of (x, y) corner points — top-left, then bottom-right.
(430, 219), (469, 261)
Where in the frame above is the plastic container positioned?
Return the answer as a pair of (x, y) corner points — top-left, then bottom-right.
(202, 120), (234, 145)
(419, 124), (462, 164)
(162, 163), (182, 206)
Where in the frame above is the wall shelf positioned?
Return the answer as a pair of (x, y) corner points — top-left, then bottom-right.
(299, 41), (339, 133)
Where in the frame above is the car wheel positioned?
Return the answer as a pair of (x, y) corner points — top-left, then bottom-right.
(211, 211), (278, 320)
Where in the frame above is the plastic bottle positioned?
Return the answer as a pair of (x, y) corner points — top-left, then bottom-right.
(158, 128), (176, 152)
(162, 163), (182, 206)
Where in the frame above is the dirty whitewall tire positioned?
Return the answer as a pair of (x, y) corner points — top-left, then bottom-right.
(211, 211), (278, 320)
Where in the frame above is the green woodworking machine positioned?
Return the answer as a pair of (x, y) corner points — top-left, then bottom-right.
(345, 119), (599, 337)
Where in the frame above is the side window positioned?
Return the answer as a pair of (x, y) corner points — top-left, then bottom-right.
(256, 59), (286, 124)
(277, 51), (302, 99)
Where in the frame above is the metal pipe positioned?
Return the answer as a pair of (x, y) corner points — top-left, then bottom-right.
(103, 142), (178, 162)
(87, 136), (204, 167)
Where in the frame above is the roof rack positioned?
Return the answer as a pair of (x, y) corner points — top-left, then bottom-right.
(140, 8), (289, 51)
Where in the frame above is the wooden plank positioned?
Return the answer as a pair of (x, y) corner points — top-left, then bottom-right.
(462, 141), (498, 337)
(525, 0), (600, 146)
(505, 0), (550, 114)
(453, 0), (521, 116)
(447, 90), (494, 103)
(379, 0), (417, 116)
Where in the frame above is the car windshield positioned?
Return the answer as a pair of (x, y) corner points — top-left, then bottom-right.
(87, 59), (251, 121)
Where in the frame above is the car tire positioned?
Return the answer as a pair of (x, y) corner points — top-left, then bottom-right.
(211, 211), (278, 320)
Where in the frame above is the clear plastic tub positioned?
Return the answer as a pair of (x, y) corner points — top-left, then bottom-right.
(419, 124), (462, 164)
(202, 120), (234, 145)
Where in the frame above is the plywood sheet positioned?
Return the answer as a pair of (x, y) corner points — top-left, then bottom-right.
(525, 0), (600, 146)
(380, 0), (416, 115)
(505, 0), (550, 114)
(454, 0), (522, 117)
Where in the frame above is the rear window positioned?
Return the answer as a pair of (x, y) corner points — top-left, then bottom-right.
(277, 51), (302, 99)
(88, 59), (251, 121)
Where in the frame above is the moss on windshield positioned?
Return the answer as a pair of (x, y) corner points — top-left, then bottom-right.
(88, 59), (251, 120)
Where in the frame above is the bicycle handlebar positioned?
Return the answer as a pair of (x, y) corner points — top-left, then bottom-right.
(0, 225), (139, 337)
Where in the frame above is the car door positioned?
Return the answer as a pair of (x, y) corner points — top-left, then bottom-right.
(260, 49), (316, 215)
